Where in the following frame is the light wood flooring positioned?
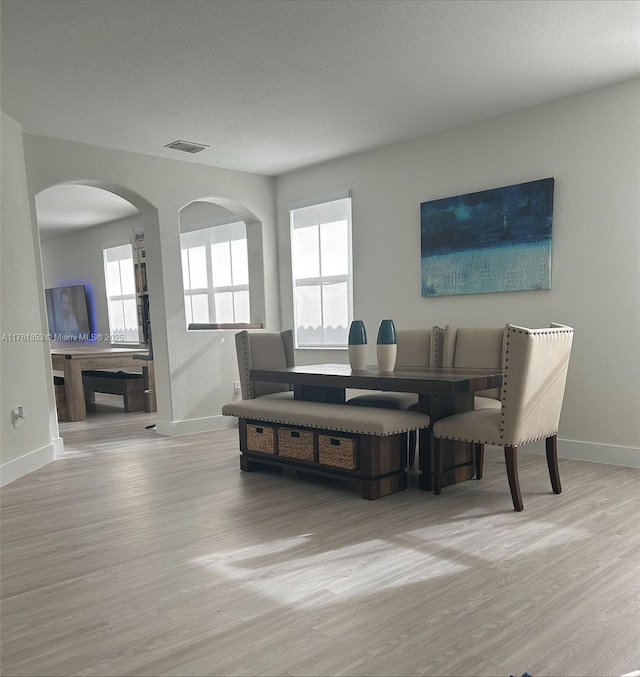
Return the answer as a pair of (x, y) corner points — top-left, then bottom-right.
(1, 395), (639, 677)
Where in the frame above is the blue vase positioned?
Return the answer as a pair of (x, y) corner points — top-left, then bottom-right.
(348, 320), (367, 345)
(376, 319), (397, 372)
(376, 319), (396, 345)
(348, 320), (367, 371)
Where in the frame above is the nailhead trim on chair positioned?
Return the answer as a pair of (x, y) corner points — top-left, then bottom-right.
(500, 324), (575, 442)
(435, 432), (557, 445)
(435, 324), (574, 446)
(431, 325), (444, 366)
(500, 327), (511, 442)
(237, 331), (253, 399)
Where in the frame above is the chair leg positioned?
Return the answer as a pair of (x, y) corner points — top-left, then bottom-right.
(545, 434), (562, 494)
(408, 430), (417, 467)
(433, 437), (443, 495)
(474, 443), (485, 479)
(504, 446), (524, 512)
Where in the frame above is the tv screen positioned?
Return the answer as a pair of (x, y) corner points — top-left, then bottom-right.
(45, 285), (92, 339)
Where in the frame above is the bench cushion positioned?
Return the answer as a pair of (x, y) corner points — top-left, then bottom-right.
(222, 398), (430, 436)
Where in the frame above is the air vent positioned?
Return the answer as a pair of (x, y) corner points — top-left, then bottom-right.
(164, 140), (209, 154)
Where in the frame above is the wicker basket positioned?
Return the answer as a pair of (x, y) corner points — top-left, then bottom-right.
(246, 423), (277, 454)
(318, 434), (360, 470)
(277, 427), (316, 461)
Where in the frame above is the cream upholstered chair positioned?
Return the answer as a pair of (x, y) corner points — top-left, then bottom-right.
(346, 327), (444, 466)
(433, 324), (574, 511)
(235, 329), (295, 400)
(442, 325), (505, 410)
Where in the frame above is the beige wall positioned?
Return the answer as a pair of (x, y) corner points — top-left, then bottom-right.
(22, 136), (279, 435)
(2, 79), (639, 484)
(1, 113), (56, 484)
(276, 79), (640, 463)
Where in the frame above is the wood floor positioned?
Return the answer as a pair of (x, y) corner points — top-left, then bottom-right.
(1, 395), (639, 677)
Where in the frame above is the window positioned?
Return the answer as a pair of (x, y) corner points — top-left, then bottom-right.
(289, 194), (352, 348)
(181, 220), (250, 326)
(103, 244), (140, 343)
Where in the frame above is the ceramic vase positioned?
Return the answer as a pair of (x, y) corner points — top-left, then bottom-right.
(376, 319), (397, 372)
(348, 320), (367, 371)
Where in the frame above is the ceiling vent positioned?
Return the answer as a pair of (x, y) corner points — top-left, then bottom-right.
(164, 140), (209, 154)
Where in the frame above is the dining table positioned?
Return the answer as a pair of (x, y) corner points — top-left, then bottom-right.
(249, 363), (503, 490)
(51, 346), (152, 421)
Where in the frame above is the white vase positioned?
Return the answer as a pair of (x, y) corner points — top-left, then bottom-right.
(348, 344), (367, 371)
(377, 344), (397, 372)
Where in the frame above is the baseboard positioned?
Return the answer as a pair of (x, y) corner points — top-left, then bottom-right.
(53, 436), (65, 458)
(520, 438), (640, 469)
(155, 414), (237, 437)
(0, 443), (56, 486)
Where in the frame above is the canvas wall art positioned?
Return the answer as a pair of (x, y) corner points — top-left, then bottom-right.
(420, 178), (554, 297)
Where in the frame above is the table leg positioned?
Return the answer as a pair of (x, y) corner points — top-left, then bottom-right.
(417, 392), (474, 491)
(63, 361), (87, 421)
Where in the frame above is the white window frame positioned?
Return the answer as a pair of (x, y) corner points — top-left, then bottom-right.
(181, 219), (250, 327)
(103, 243), (140, 344)
(289, 192), (353, 349)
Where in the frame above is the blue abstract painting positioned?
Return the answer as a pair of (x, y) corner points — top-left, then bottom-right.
(421, 178), (554, 297)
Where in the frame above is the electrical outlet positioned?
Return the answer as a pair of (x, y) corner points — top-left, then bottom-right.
(234, 381), (241, 394)
(12, 406), (25, 428)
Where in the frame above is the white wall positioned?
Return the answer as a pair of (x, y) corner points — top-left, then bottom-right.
(276, 79), (640, 464)
(4, 79), (638, 485)
(180, 201), (237, 232)
(0, 113), (56, 485)
(22, 135), (278, 438)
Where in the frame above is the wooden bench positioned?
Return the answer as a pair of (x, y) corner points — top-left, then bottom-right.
(222, 398), (431, 499)
(82, 370), (145, 413)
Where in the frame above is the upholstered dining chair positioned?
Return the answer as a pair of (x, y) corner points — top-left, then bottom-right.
(235, 329), (295, 400)
(432, 323), (574, 511)
(346, 327), (444, 466)
(442, 325), (505, 410)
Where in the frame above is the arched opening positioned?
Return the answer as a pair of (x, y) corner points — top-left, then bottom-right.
(34, 181), (160, 430)
(178, 198), (267, 331)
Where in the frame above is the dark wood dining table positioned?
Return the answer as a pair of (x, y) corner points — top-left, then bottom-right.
(249, 363), (503, 490)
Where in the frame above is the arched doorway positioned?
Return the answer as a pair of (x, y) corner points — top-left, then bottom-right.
(34, 181), (160, 438)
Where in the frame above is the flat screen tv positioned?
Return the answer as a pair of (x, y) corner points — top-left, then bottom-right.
(45, 284), (92, 339)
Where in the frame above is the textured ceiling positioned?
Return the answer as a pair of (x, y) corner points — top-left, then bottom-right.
(2, 0), (639, 232)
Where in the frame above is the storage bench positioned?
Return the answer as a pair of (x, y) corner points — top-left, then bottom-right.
(82, 370), (145, 412)
(222, 398), (431, 499)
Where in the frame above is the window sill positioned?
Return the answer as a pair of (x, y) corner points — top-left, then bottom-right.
(187, 323), (264, 330)
(295, 345), (348, 351)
